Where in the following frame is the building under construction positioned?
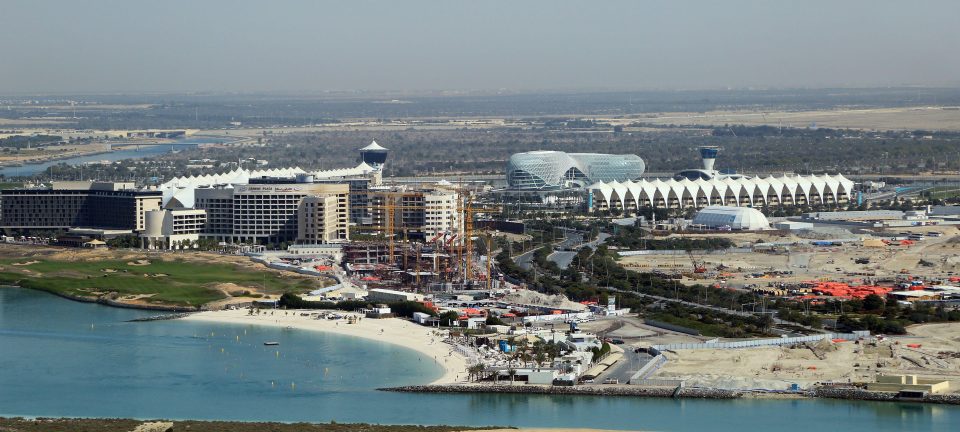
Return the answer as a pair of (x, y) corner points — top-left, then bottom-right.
(343, 182), (505, 292)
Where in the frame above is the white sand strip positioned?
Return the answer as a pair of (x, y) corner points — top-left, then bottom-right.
(184, 308), (468, 385)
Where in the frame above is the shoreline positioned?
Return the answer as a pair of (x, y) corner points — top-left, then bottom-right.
(184, 308), (469, 385)
(382, 383), (742, 400)
(382, 384), (960, 405)
(0, 144), (112, 169)
(0, 285), (198, 312)
(0, 418), (512, 432)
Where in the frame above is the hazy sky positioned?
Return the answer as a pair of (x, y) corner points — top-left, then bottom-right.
(3, 0), (959, 93)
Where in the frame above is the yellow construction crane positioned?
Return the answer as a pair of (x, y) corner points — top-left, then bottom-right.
(464, 193), (474, 281)
(354, 191), (426, 264)
(485, 233), (493, 291)
(457, 185), (503, 286)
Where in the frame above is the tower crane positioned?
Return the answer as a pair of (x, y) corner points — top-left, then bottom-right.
(457, 186), (504, 287)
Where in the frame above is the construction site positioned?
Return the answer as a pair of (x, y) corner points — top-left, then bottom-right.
(343, 184), (508, 294)
(646, 322), (960, 393)
(616, 223), (960, 299)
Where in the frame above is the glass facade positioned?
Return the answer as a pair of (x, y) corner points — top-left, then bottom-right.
(506, 151), (645, 190)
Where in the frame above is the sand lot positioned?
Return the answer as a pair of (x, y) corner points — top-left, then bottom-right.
(651, 322), (960, 392)
(618, 225), (960, 288)
(635, 106), (960, 131)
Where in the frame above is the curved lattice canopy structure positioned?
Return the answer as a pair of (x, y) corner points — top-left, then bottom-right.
(589, 173), (854, 211)
(506, 151), (645, 190)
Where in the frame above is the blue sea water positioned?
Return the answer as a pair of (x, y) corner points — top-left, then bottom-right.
(1, 287), (957, 431)
(0, 136), (227, 177)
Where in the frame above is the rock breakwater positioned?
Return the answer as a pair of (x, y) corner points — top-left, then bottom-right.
(380, 384), (741, 399)
(814, 387), (960, 405)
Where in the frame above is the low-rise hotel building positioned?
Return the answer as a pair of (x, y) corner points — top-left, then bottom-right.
(0, 181), (162, 233)
(141, 208), (207, 249)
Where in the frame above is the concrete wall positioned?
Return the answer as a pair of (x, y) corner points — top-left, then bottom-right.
(867, 375), (951, 394)
(526, 370), (556, 385)
(629, 354), (667, 384)
(521, 311), (593, 324)
(867, 382), (950, 394)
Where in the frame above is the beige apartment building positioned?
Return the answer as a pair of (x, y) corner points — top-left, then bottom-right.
(298, 194), (350, 243)
(193, 182), (349, 245)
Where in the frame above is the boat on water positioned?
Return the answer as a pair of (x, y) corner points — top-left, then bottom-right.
(263, 341), (279, 346)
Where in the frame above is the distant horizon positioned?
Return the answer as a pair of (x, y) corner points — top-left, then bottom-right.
(2, 0), (958, 94)
(4, 84), (960, 99)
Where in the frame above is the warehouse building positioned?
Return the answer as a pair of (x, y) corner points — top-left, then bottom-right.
(772, 220), (813, 231)
(367, 288), (425, 303)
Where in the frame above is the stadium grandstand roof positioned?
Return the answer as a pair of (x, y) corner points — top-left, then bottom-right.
(589, 173), (854, 210)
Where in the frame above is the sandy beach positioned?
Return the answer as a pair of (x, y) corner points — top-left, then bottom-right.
(184, 308), (468, 385)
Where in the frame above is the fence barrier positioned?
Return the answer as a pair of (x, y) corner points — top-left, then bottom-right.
(618, 248), (754, 257)
(651, 331), (869, 351)
(630, 378), (684, 387)
(628, 353), (667, 384)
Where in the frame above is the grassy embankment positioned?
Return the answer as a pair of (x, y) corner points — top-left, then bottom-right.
(0, 257), (324, 308)
(923, 186), (960, 200)
(0, 418), (506, 432)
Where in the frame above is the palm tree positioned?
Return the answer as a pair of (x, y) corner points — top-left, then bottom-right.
(534, 351), (547, 369)
(508, 367), (517, 384)
(520, 352), (532, 368)
(467, 364), (486, 382)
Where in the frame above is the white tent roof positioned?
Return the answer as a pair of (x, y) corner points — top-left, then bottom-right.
(360, 140), (388, 151)
(588, 173), (855, 211)
(312, 162), (378, 179)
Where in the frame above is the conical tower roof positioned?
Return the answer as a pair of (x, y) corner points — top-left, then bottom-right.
(360, 139), (388, 151)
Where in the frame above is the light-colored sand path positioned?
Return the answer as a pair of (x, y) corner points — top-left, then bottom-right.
(184, 308), (468, 385)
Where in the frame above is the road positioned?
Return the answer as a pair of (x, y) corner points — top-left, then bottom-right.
(547, 232), (610, 270)
(515, 230), (607, 271)
(545, 231), (582, 270)
(604, 286), (822, 332)
(515, 248), (537, 271)
(595, 348), (653, 384)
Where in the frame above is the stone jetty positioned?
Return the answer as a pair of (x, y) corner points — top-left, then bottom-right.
(380, 384), (741, 399)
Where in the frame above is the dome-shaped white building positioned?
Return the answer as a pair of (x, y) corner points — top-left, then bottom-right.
(693, 205), (770, 230)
